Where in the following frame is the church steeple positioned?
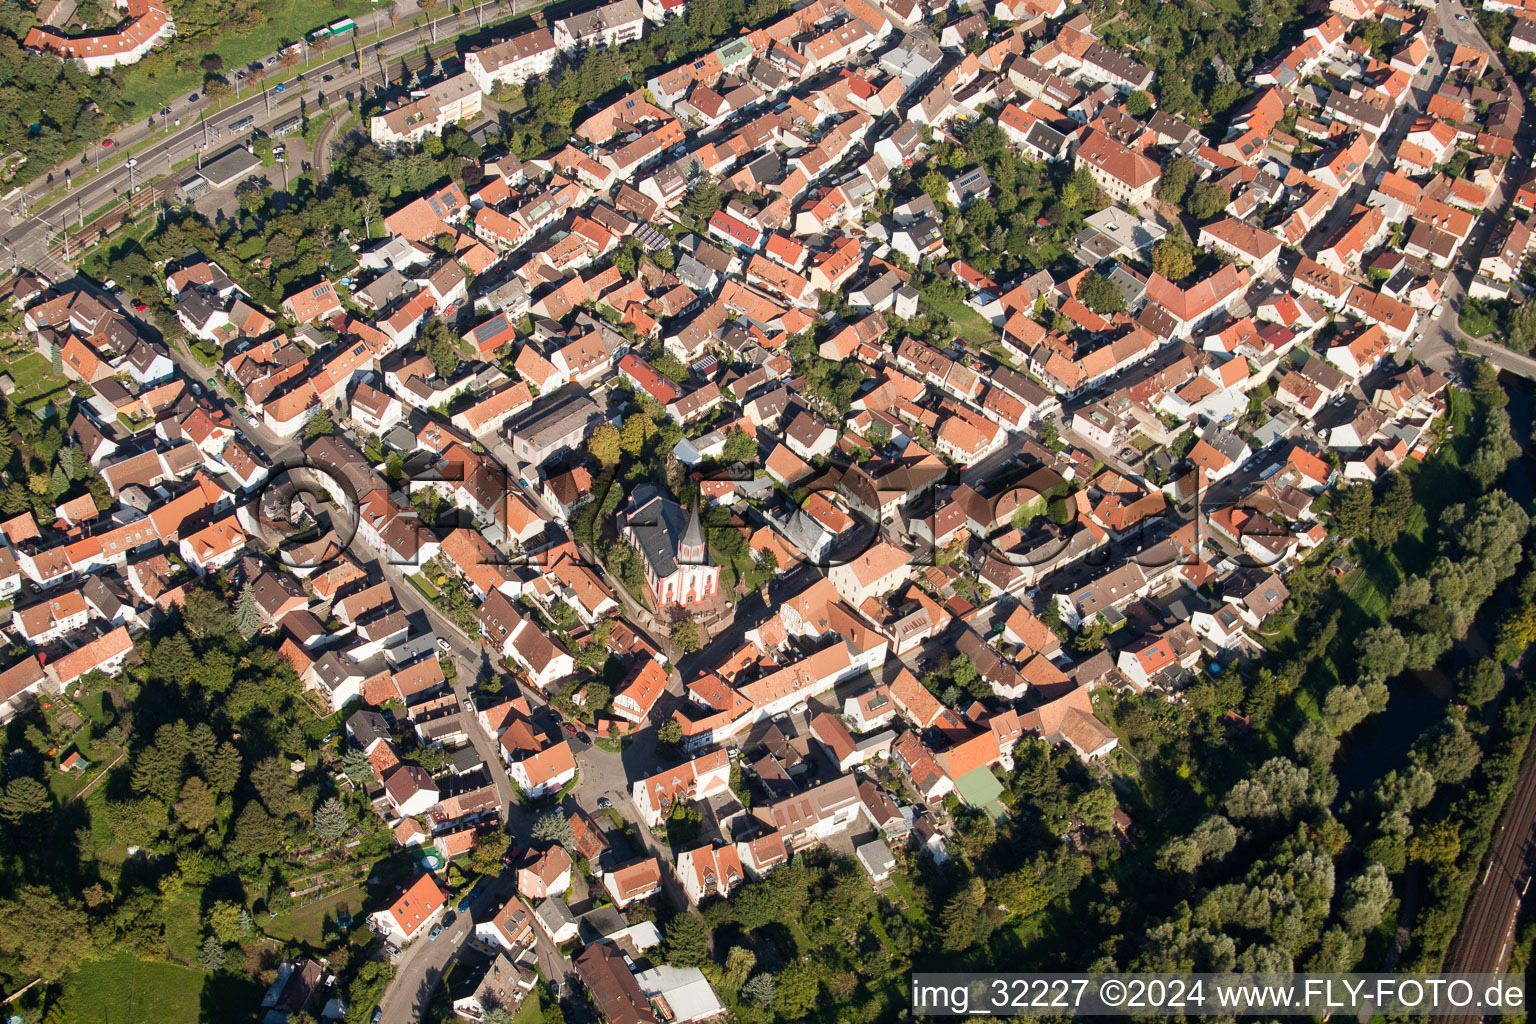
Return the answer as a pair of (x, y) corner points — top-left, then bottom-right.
(679, 495), (707, 565)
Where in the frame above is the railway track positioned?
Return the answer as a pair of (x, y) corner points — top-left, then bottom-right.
(1437, 748), (1536, 1022)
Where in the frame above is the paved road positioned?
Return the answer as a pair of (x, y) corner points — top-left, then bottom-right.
(149, 307), (621, 1023)
(1407, 0), (1536, 383)
(0, 0), (543, 278)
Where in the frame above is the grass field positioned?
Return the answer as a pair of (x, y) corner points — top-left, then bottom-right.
(2, 351), (72, 415)
(922, 295), (998, 347)
(406, 572), (441, 599)
(515, 991), (547, 1024)
(265, 887), (362, 947)
(56, 953), (262, 1024)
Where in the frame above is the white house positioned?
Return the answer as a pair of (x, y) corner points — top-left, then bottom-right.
(465, 28), (557, 92)
(552, 0), (643, 51)
(369, 873), (448, 945)
(631, 750), (732, 828)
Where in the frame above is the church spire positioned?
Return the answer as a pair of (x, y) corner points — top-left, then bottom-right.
(680, 494), (707, 564)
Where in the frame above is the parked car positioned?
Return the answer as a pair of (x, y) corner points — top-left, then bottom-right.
(102, 138), (115, 147)
(561, 722), (577, 735)
(596, 796), (613, 809)
(428, 922), (444, 939)
(437, 637), (451, 651)
(188, 92), (199, 102)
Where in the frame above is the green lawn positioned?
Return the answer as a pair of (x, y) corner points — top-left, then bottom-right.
(265, 887), (362, 947)
(922, 296), (998, 346)
(2, 351), (72, 415)
(160, 887), (207, 964)
(405, 572), (441, 599)
(56, 953), (262, 1024)
(48, 762), (95, 803)
(514, 990), (548, 1024)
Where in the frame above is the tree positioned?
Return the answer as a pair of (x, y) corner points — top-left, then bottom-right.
(208, 742), (243, 795)
(1471, 360), (1508, 409)
(183, 589), (235, 641)
(1407, 821), (1460, 866)
(1293, 719), (1339, 766)
(1508, 299), (1536, 353)
(199, 934), (226, 970)
(1126, 89), (1153, 116)
(1412, 715), (1480, 784)
(990, 870), (1049, 917)
(1076, 272), (1125, 314)
(654, 353), (690, 385)
(1459, 657), (1504, 709)
(1371, 472), (1413, 547)
(312, 797), (349, 843)
(1356, 626), (1410, 686)
(470, 831), (510, 875)
(304, 407), (336, 440)
(175, 776), (217, 833)
(207, 900), (246, 944)
(672, 619), (701, 653)
(620, 414), (657, 456)
(1151, 237), (1195, 281)
(660, 913), (709, 967)
(1338, 864), (1391, 935)
(342, 748), (374, 783)
(1156, 157), (1198, 206)
(206, 77), (233, 101)
(531, 811), (574, 849)
(420, 319), (461, 378)
(741, 974), (777, 1005)
(1185, 181), (1230, 220)
(235, 582), (261, 640)
(0, 888), (90, 981)
(1322, 685), (1371, 735)
(941, 876), (987, 951)
(1468, 407), (1520, 488)
(252, 755), (297, 816)
(0, 776), (50, 825)
(919, 169), (950, 206)
(721, 428), (758, 463)
(656, 719), (684, 747)
(588, 424), (621, 466)
(773, 961), (823, 1017)
(724, 946), (757, 989)
(685, 176), (722, 221)
(1223, 757), (1313, 823)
